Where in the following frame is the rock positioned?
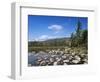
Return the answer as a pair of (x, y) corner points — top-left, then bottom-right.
(72, 59), (79, 64)
(82, 58), (88, 63)
(49, 57), (55, 63)
(49, 51), (52, 54)
(57, 49), (60, 51)
(80, 54), (86, 57)
(60, 61), (64, 65)
(44, 57), (48, 60)
(55, 57), (60, 61)
(64, 63), (67, 65)
(63, 60), (69, 63)
(57, 61), (64, 65)
(55, 57), (64, 65)
(40, 60), (46, 66)
(75, 55), (81, 61)
(64, 54), (70, 59)
(60, 51), (64, 55)
(37, 57), (42, 62)
(65, 48), (68, 52)
(68, 55), (73, 60)
(53, 62), (58, 65)
(71, 52), (76, 56)
(67, 48), (71, 54)
(56, 57), (62, 62)
(62, 55), (67, 59)
(51, 55), (55, 58)
(48, 62), (53, 65)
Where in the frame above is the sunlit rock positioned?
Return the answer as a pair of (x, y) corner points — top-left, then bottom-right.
(53, 61), (58, 65)
(74, 55), (81, 61)
(72, 59), (79, 64)
(71, 52), (76, 56)
(63, 59), (69, 63)
(62, 55), (67, 59)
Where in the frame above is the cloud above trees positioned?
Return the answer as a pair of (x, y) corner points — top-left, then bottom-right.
(48, 24), (63, 33)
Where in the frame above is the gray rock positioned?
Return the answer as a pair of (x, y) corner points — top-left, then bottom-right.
(74, 55), (81, 61)
(62, 55), (67, 59)
(53, 62), (58, 65)
(72, 59), (79, 64)
(51, 55), (55, 58)
(64, 63), (67, 65)
(40, 60), (46, 66)
(48, 61), (53, 65)
(56, 58), (62, 62)
(68, 55), (73, 60)
(49, 57), (55, 63)
(71, 52), (76, 56)
(55, 57), (60, 61)
(63, 60), (69, 63)
(82, 58), (88, 63)
(80, 54), (87, 58)
(44, 57), (48, 60)
(37, 57), (43, 62)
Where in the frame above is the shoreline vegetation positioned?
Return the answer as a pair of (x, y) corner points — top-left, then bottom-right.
(28, 19), (88, 66)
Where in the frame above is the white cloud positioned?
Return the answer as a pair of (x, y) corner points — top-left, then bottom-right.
(34, 35), (50, 41)
(34, 35), (59, 41)
(38, 35), (49, 41)
(48, 24), (63, 33)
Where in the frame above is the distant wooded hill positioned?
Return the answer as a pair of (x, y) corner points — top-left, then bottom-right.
(28, 37), (71, 47)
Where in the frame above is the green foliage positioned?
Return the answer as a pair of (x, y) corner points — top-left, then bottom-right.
(70, 19), (88, 48)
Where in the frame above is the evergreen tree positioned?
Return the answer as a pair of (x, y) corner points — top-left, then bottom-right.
(76, 19), (82, 38)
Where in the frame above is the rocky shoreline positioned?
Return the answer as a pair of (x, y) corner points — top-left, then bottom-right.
(28, 48), (88, 66)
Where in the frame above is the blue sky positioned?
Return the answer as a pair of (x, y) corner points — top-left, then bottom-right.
(28, 15), (88, 41)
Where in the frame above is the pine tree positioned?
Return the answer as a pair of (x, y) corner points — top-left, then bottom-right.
(76, 19), (82, 37)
